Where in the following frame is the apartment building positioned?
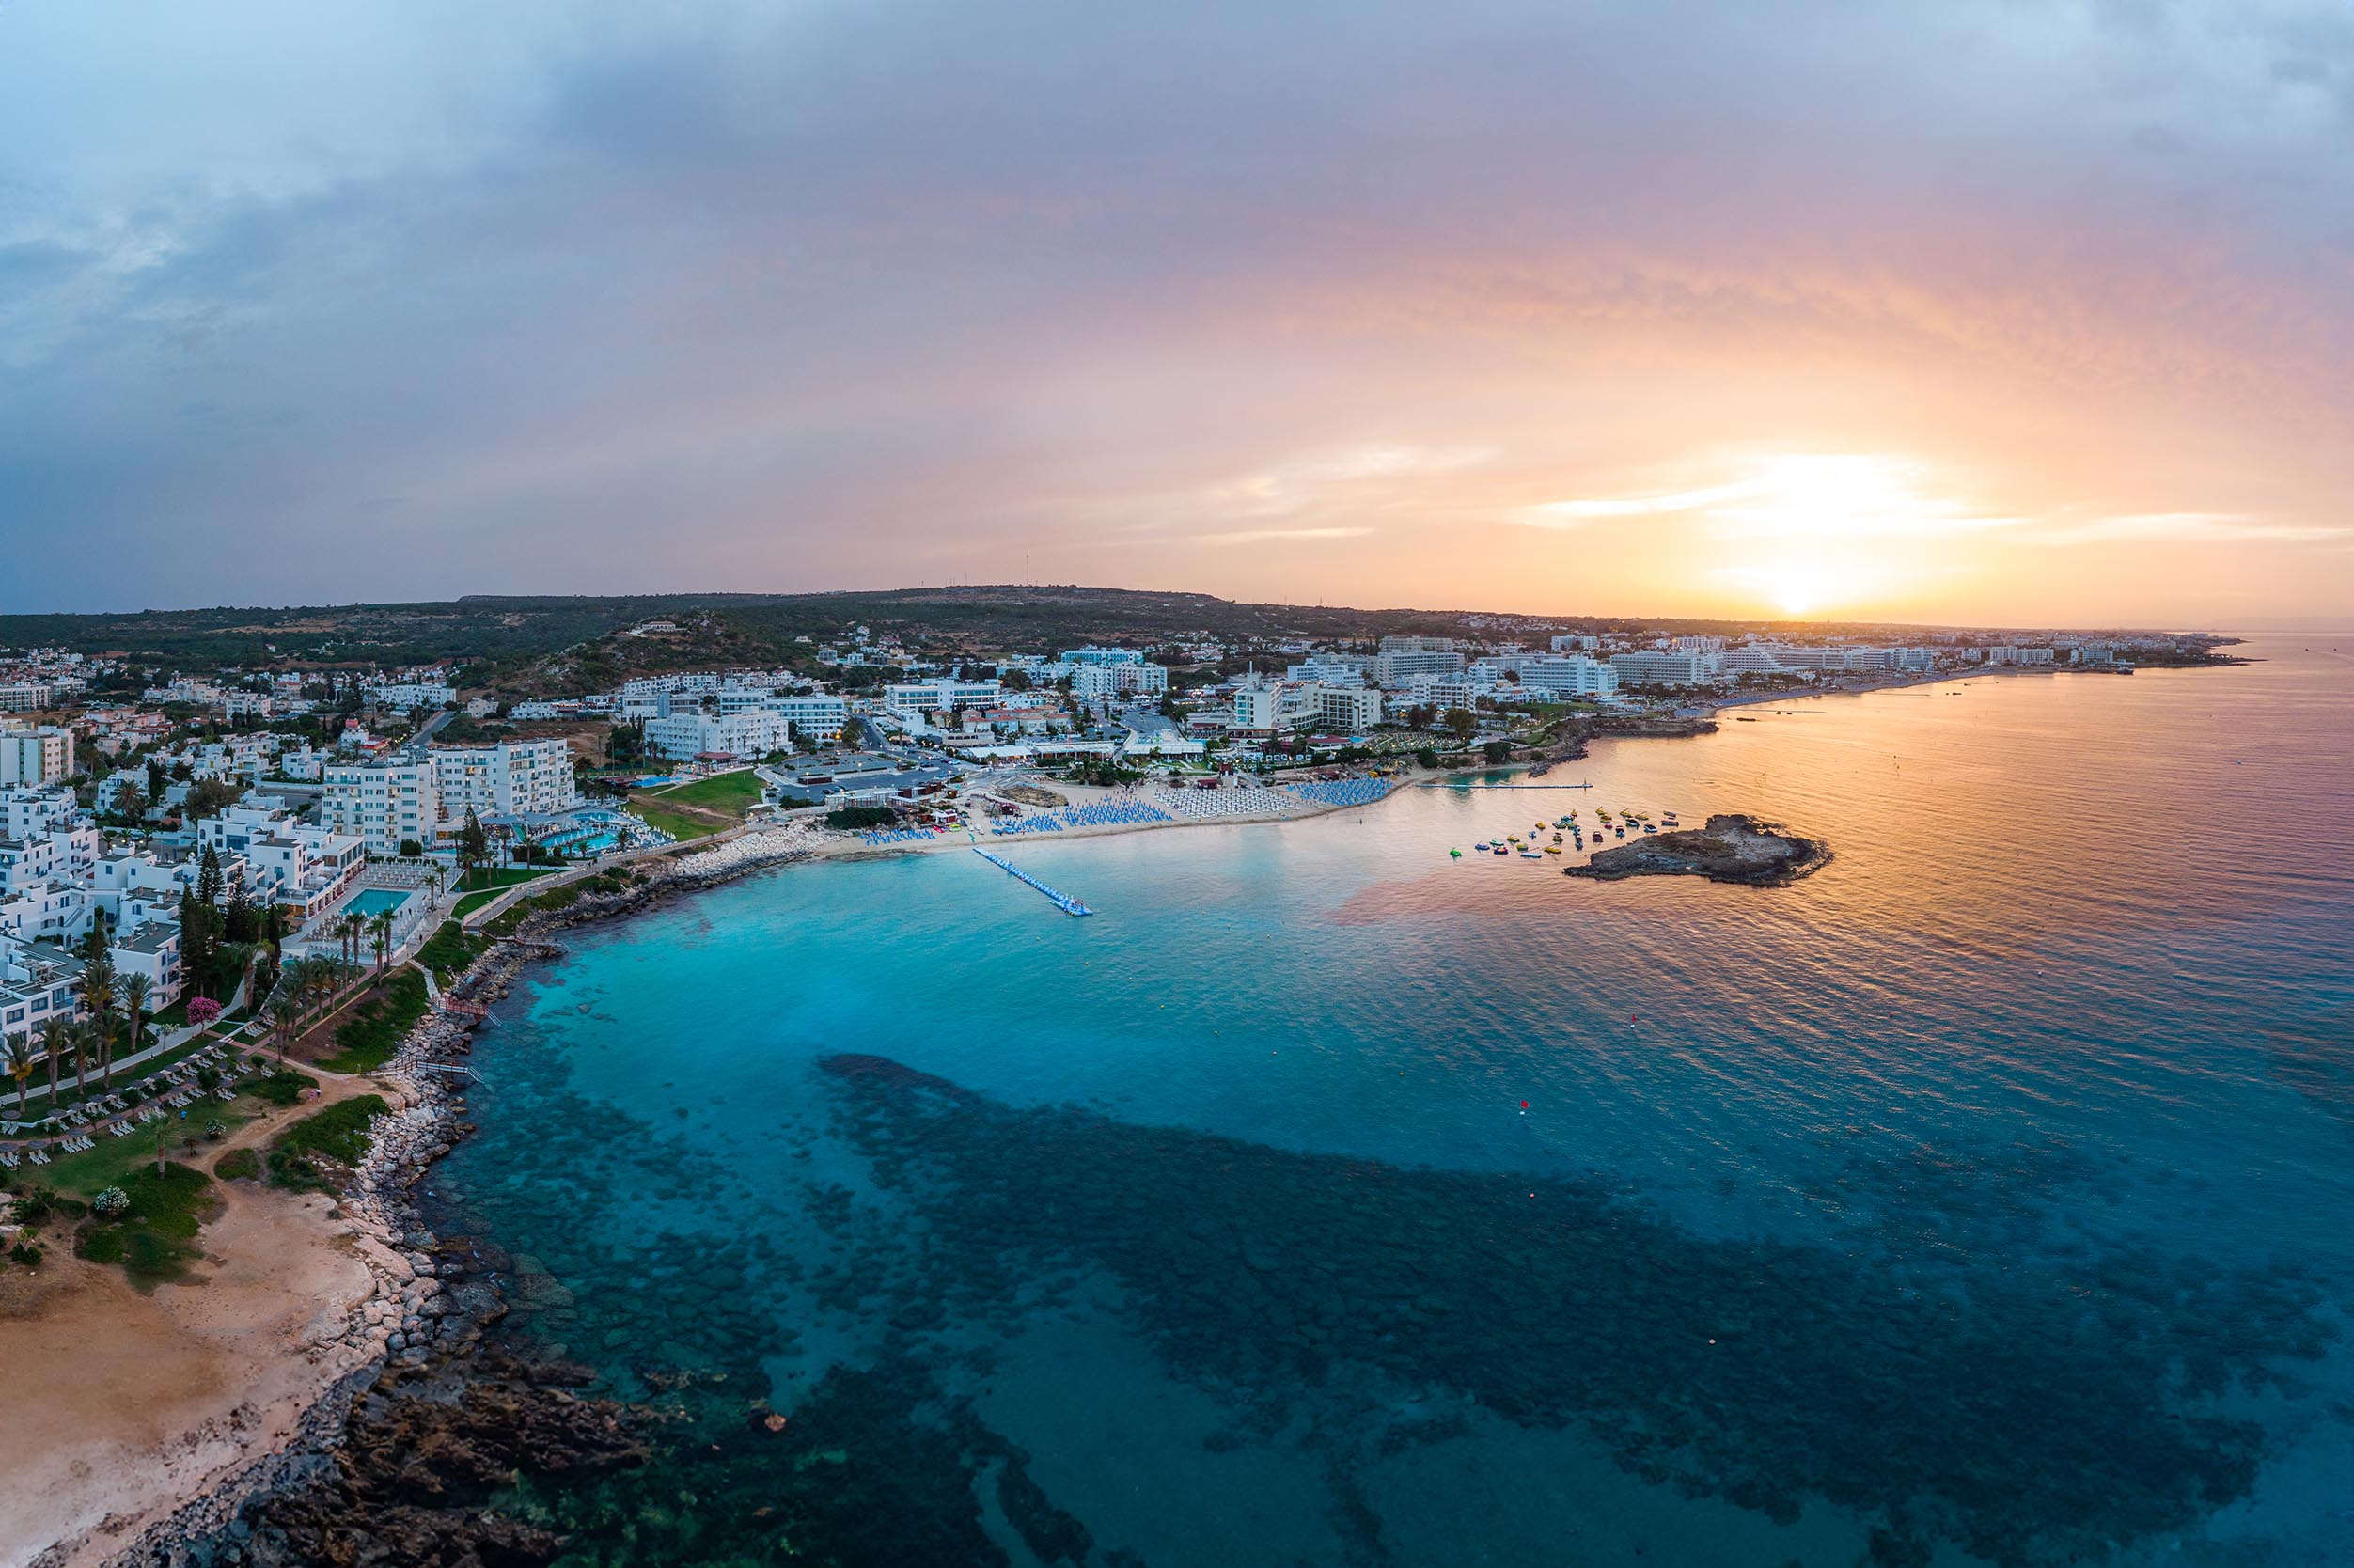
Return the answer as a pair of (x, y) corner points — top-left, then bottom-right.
(0, 725), (75, 785)
(431, 739), (580, 822)
(321, 756), (439, 855)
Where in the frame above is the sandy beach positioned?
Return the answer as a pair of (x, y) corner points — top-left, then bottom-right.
(0, 1074), (391, 1568)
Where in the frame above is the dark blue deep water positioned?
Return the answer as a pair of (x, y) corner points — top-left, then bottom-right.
(435, 636), (2354, 1567)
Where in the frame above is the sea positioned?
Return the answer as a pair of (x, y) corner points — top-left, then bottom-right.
(428, 634), (2354, 1568)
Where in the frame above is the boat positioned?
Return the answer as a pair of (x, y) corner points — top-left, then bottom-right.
(1520, 850), (1543, 859)
(1449, 848), (1462, 857)
(1544, 845), (1561, 855)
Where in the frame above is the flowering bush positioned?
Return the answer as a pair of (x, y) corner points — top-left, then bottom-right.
(186, 997), (222, 1027)
(91, 1186), (130, 1217)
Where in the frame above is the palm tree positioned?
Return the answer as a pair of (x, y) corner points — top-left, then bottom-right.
(298, 955), (339, 1020)
(94, 1008), (118, 1091)
(6, 1033), (35, 1119)
(54, 1018), (85, 1101)
(369, 910), (395, 975)
(265, 991), (303, 1064)
(119, 973), (151, 1062)
(40, 1017), (61, 1107)
(81, 964), (118, 1090)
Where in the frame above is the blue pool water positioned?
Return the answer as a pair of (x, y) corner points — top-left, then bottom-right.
(342, 887), (413, 918)
(435, 636), (2354, 1566)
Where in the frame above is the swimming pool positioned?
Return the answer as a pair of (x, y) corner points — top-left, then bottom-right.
(344, 888), (414, 918)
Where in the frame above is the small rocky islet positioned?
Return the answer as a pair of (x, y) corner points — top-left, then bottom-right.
(1566, 812), (1830, 885)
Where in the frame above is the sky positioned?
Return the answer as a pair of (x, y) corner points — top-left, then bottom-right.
(3, 1), (2351, 627)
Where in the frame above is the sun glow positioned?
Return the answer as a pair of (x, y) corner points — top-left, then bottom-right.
(1526, 451), (2016, 618)
(1716, 554), (1872, 619)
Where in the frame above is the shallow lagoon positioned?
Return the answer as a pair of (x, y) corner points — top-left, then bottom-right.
(436, 637), (2354, 1566)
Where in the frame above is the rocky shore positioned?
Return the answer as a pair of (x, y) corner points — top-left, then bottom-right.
(1565, 813), (1830, 886)
(87, 826), (825, 1568)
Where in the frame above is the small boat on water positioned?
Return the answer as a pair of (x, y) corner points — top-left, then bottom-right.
(1520, 850), (1544, 859)
(1544, 845), (1561, 855)
(1449, 848), (1462, 857)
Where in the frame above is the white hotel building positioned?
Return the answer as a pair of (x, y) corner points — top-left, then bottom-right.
(643, 708), (796, 762)
(321, 739), (579, 853)
(884, 678), (1002, 716)
(1609, 650), (1720, 687)
(1514, 655), (1620, 698)
(432, 739), (579, 822)
(321, 756), (440, 855)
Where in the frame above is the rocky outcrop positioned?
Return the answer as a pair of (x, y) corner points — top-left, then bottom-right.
(227, 1353), (645, 1568)
(1566, 813), (1828, 886)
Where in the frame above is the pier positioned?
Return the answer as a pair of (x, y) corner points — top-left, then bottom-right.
(971, 847), (1093, 916)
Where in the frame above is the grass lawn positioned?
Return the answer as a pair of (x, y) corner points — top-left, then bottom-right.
(74, 1160), (218, 1288)
(627, 767), (763, 842)
(651, 768), (765, 814)
(625, 799), (714, 841)
(450, 886), (507, 919)
(457, 865), (556, 894)
(484, 879), (591, 938)
(27, 1088), (274, 1199)
(268, 1094), (389, 1191)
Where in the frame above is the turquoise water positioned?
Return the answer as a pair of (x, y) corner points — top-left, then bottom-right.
(434, 636), (2354, 1566)
(343, 887), (413, 917)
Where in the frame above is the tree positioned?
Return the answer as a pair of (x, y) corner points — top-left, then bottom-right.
(399, 838), (423, 858)
(456, 809), (490, 886)
(119, 973), (151, 1063)
(52, 1019), (84, 1102)
(78, 949), (118, 1090)
(1444, 708), (1479, 745)
(369, 910), (394, 974)
(224, 879), (259, 945)
(265, 992), (303, 1064)
(5, 1033), (33, 1118)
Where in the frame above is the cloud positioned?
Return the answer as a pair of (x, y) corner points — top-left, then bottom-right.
(1516, 454), (2028, 542)
(0, 1), (2351, 620)
(2026, 512), (2351, 545)
(1190, 525), (1376, 545)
